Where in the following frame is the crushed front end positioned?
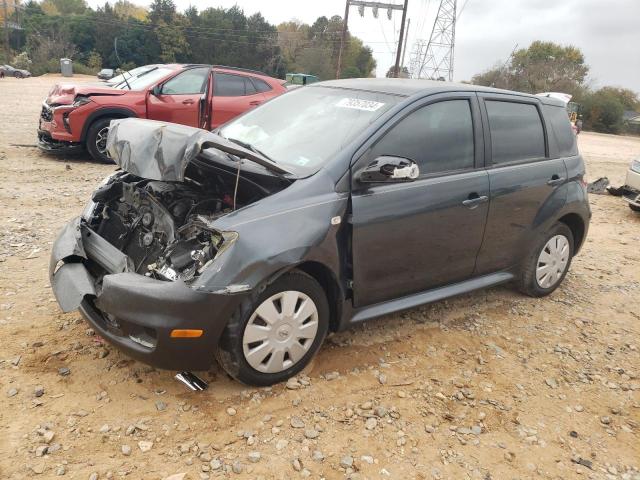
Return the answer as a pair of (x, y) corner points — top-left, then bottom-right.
(37, 102), (84, 154)
(49, 172), (250, 371)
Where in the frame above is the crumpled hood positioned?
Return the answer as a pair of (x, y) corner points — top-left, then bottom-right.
(46, 83), (127, 106)
(106, 118), (291, 181)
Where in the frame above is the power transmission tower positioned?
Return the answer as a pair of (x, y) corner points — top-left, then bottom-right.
(409, 0), (457, 81)
(336, 0), (409, 79)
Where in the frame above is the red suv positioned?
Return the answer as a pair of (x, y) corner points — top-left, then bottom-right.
(38, 64), (287, 163)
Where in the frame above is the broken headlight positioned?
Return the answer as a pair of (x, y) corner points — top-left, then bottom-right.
(72, 95), (92, 108)
(82, 173), (118, 220)
(149, 229), (238, 283)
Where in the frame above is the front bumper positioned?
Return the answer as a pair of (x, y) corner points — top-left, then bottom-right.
(49, 217), (245, 371)
(38, 129), (84, 155)
(623, 188), (640, 208)
(623, 168), (640, 207)
(37, 101), (84, 155)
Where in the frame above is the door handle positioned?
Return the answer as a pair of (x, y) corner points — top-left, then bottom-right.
(249, 100), (262, 106)
(182, 99), (195, 105)
(462, 194), (489, 209)
(547, 175), (566, 186)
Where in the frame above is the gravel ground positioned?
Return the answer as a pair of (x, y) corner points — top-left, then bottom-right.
(0, 75), (639, 480)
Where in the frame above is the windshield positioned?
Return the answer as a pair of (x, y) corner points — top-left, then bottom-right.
(108, 65), (153, 84)
(115, 67), (174, 90)
(220, 86), (403, 175)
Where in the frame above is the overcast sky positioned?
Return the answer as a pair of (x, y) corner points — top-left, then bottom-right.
(88, 0), (640, 92)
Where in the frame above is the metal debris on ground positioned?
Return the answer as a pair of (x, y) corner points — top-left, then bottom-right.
(587, 177), (610, 194)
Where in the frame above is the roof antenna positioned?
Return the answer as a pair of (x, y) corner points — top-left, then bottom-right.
(114, 37), (131, 90)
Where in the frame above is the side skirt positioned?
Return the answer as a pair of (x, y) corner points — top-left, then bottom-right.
(348, 272), (514, 325)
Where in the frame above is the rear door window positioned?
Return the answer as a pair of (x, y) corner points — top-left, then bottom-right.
(543, 104), (577, 157)
(215, 73), (247, 97)
(244, 77), (258, 95)
(486, 100), (545, 164)
(370, 99), (475, 175)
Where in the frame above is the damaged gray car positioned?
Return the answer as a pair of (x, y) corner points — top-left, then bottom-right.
(50, 79), (590, 386)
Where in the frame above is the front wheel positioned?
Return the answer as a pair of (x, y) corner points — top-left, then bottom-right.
(85, 117), (115, 164)
(216, 271), (329, 386)
(518, 223), (574, 297)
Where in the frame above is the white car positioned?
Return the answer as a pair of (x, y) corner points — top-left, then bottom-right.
(623, 158), (640, 212)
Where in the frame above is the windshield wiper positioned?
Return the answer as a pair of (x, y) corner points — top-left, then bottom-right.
(226, 137), (277, 164)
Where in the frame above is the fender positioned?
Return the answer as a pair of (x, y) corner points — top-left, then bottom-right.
(80, 107), (138, 143)
(527, 182), (589, 256)
(191, 171), (348, 295)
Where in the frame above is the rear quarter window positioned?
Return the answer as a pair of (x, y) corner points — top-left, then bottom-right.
(543, 104), (578, 157)
(486, 100), (546, 165)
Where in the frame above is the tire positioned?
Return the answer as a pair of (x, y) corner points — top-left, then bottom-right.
(14, 71), (22, 78)
(517, 223), (574, 297)
(216, 270), (329, 386)
(630, 204), (640, 213)
(85, 117), (115, 164)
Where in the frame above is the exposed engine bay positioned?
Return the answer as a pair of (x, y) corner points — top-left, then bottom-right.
(83, 159), (282, 284)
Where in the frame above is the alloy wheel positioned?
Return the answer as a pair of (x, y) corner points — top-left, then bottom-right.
(242, 290), (319, 374)
(536, 234), (570, 288)
(95, 126), (110, 155)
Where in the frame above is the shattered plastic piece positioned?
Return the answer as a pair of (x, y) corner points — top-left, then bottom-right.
(587, 177), (609, 194)
(571, 457), (593, 469)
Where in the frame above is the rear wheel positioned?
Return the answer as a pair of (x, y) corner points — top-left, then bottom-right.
(85, 117), (115, 164)
(518, 223), (574, 297)
(216, 271), (329, 386)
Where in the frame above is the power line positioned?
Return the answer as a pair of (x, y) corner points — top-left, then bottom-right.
(336, 0), (409, 78)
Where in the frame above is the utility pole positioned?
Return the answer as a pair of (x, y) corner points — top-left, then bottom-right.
(3, 0), (10, 61)
(392, 0), (408, 78)
(336, 0), (351, 79)
(399, 17), (410, 73)
(336, 0), (409, 79)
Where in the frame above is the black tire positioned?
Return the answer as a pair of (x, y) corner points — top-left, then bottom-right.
(85, 117), (115, 164)
(630, 204), (640, 213)
(216, 270), (329, 386)
(517, 223), (574, 297)
(14, 71), (22, 78)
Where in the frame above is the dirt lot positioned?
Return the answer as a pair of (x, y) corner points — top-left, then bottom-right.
(1, 75), (639, 480)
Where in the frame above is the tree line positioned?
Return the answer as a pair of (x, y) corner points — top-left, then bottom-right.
(471, 41), (640, 135)
(3, 0), (376, 80)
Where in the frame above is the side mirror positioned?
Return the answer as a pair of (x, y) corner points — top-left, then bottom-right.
(358, 156), (420, 183)
(150, 85), (161, 96)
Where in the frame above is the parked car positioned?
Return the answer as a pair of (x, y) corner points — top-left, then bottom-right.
(621, 158), (640, 212)
(38, 64), (287, 163)
(97, 68), (115, 80)
(286, 73), (320, 86)
(102, 64), (158, 87)
(49, 79), (590, 386)
(1, 64), (31, 78)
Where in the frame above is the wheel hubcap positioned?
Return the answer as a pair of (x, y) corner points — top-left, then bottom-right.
(95, 127), (110, 155)
(242, 291), (319, 374)
(536, 234), (570, 289)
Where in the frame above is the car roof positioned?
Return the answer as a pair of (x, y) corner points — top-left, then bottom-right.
(172, 64), (276, 79)
(313, 78), (566, 106)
